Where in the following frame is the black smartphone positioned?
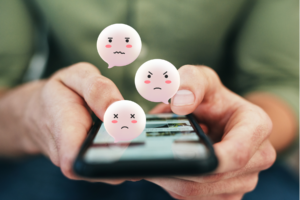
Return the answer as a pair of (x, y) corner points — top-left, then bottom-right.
(73, 113), (218, 178)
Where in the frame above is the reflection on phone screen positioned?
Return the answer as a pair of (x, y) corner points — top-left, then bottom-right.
(84, 114), (208, 163)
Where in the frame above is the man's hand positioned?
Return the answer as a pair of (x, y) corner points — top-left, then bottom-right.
(148, 65), (276, 200)
(0, 62), (125, 184)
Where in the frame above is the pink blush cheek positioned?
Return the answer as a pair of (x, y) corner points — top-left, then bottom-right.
(165, 80), (172, 84)
(126, 45), (132, 48)
(106, 45), (112, 48)
(131, 120), (137, 123)
(112, 120), (118, 123)
(144, 80), (151, 84)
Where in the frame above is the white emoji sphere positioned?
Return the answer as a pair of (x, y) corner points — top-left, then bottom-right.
(97, 24), (142, 68)
(104, 100), (146, 143)
(135, 59), (180, 104)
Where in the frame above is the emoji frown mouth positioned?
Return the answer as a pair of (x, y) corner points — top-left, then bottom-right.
(114, 51), (125, 54)
(121, 126), (129, 129)
(154, 87), (162, 90)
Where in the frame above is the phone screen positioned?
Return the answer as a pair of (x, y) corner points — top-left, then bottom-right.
(84, 114), (208, 164)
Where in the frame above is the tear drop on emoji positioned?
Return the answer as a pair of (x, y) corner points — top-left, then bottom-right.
(104, 100), (146, 143)
(97, 24), (142, 69)
(135, 59), (180, 104)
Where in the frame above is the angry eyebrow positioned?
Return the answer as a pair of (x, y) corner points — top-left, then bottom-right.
(125, 37), (130, 39)
(148, 71), (153, 75)
(163, 71), (168, 75)
(108, 37), (113, 39)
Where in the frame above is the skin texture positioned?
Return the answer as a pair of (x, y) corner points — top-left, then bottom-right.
(245, 93), (298, 153)
(0, 63), (295, 198)
(146, 65), (278, 199)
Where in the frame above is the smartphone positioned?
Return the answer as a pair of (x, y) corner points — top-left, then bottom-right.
(73, 113), (218, 178)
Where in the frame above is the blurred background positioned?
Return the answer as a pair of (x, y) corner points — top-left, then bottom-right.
(0, 0), (298, 199)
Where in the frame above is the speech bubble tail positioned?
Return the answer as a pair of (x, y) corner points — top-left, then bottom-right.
(108, 65), (114, 69)
(163, 99), (169, 104)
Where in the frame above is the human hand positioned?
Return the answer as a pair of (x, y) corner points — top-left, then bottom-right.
(20, 62), (125, 184)
(147, 65), (276, 199)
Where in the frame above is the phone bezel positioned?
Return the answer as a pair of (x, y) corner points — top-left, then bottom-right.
(73, 114), (218, 178)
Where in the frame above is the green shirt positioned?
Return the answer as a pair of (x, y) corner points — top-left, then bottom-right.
(0, 0), (298, 116)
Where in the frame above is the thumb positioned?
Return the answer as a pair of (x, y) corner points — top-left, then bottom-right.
(55, 62), (124, 121)
(170, 65), (222, 115)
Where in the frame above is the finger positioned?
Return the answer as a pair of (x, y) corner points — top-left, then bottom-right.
(50, 85), (125, 185)
(166, 190), (185, 199)
(53, 62), (124, 121)
(40, 79), (92, 175)
(170, 65), (225, 115)
(170, 65), (273, 173)
(45, 64), (123, 181)
(187, 193), (244, 200)
(174, 140), (276, 183)
(213, 103), (273, 173)
(80, 178), (126, 185)
(170, 65), (238, 142)
(199, 123), (208, 134)
(149, 103), (171, 114)
(147, 173), (258, 198)
(166, 190), (243, 200)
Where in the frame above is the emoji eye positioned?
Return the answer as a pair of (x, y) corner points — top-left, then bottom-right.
(126, 39), (129, 43)
(148, 75), (151, 78)
(114, 114), (118, 119)
(130, 114), (135, 119)
(165, 75), (168, 78)
(109, 39), (112, 43)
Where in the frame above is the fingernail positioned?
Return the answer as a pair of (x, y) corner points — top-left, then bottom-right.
(172, 90), (195, 106)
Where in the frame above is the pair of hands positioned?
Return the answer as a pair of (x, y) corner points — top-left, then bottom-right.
(18, 62), (275, 199)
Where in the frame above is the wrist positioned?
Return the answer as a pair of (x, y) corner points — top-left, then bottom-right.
(0, 81), (45, 157)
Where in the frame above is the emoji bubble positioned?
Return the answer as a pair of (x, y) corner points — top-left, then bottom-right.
(97, 24), (142, 69)
(104, 100), (146, 143)
(135, 59), (180, 104)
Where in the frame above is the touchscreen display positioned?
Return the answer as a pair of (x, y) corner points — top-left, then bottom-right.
(84, 114), (208, 163)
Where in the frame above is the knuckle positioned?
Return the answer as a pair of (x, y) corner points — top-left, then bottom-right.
(255, 107), (273, 137)
(69, 62), (100, 79)
(201, 66), (221, 84)
(49, 67), (66, 80)
(85, 77), (112, 101)
(60, 156), (77, 180)
(268, 146), (277, 166)
(179, 65), (222, 91)
(234, 144), (250, 169)
(251, 123), (268, 148)
(65, 62), (101, 80)
(264, 115), (273, 136)
(70, 62), (97, 71)
(260, 143), (277, 170)
(244, 174), (259, 192)
(201, 65), (217, 76)
(246, 174), (258, 192)
(49, 62), (99, 81)
(179, 65), (201, 78)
